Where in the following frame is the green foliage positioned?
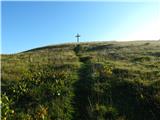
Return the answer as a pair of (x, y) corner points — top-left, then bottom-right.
(93, 104), (118, 120)
(2, 65), (75, 119)
(1, 93), (15, 120)
(1, 41), (160, 120)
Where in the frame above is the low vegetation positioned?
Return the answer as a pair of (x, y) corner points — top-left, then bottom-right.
(1, 41), (160, 120)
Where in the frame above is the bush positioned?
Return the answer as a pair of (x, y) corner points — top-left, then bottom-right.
(1, 93), (15, 120)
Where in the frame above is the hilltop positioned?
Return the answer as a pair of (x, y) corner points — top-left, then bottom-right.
(1, 41), (160, 120)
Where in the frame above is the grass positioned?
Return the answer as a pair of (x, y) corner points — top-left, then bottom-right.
(1, 40), (160, 120)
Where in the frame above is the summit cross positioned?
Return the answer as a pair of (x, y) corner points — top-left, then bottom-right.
(75, 33), (80, 43)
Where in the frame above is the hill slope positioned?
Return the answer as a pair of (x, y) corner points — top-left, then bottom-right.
(1, 41), (160, 120)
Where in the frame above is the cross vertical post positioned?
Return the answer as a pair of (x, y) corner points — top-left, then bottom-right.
(75, 33), (80, 43)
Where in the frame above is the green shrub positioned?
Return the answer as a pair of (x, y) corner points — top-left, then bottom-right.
(1, 93), (15, 120)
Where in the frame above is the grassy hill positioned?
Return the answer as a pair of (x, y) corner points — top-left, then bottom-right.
(1, 41), (160, 120)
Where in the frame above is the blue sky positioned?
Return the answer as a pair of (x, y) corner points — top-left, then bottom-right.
(2, 1), (160, 54)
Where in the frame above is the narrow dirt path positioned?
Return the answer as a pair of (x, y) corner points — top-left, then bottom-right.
(73, 45), (93, 120)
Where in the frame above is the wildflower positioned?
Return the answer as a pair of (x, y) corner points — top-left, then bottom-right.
(57, 92), (60, 96)
(11, 110), (14, 114)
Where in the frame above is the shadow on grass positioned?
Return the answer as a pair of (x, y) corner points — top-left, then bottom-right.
(110, 79), (160, 120)
(73, 56), (93, 120)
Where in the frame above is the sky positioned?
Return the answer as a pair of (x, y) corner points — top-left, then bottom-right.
(1, 1), (160, 54)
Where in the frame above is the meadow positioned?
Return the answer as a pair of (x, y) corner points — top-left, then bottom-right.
(1, 41), (160, 120)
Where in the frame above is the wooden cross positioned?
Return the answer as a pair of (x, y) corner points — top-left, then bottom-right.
(75, 33), (80, 43)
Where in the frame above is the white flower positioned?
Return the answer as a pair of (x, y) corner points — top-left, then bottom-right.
(57, 93), (60, 96)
